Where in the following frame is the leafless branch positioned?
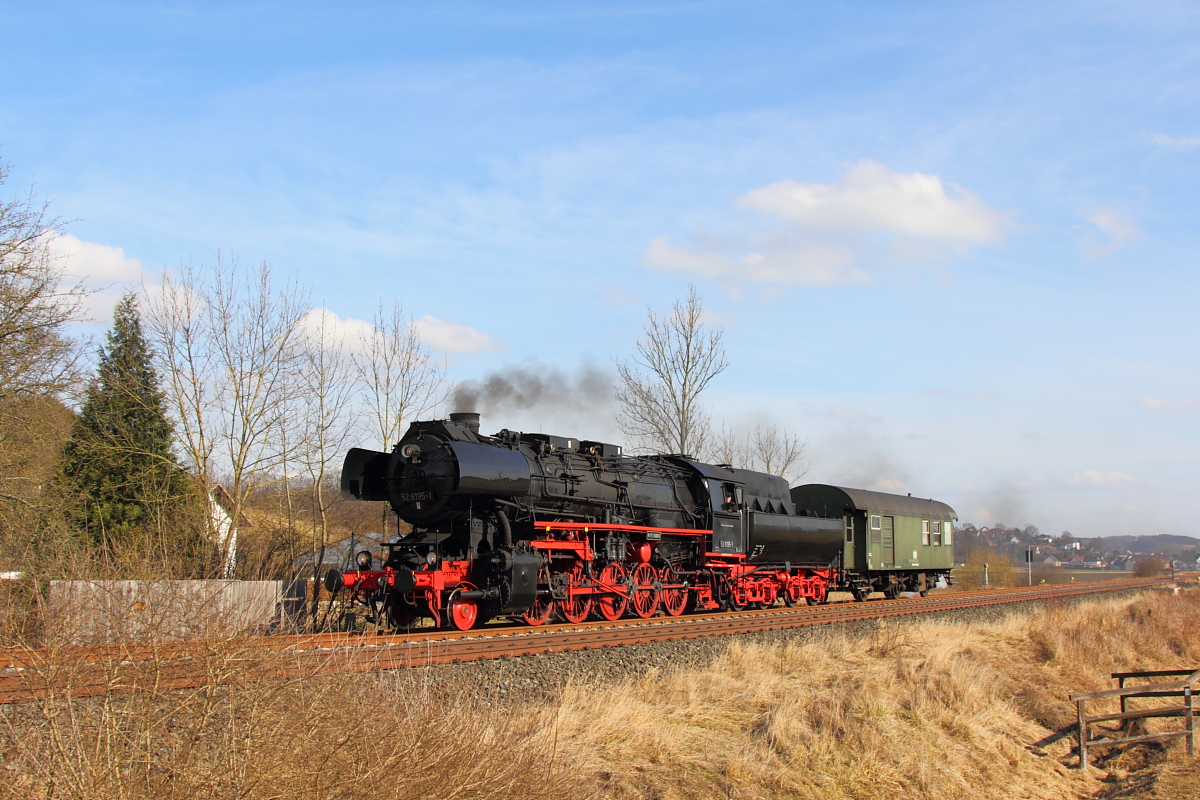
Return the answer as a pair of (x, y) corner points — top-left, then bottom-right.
(351, 300), (448, 451)
(614, 285), (728, 456)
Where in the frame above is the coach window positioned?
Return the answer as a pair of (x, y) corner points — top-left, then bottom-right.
(945, 523), (953, 547)
(870, 515), (881, 545)
(932, 521), (942, 546)
(922, 520), (931, 546)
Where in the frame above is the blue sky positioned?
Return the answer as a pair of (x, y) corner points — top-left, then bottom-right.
(3, 1), (1198, 537)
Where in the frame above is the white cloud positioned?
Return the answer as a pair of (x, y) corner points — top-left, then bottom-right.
(643, 160), (1004, 286)
(1080, 209), (1143, 256)
(1063, 468), (1140, 487)
(297, 307), (375, 348)
(737, 160), (1006, 245)
(412, 315), (499, 353)
(1141, 397), (1200, 412)
(298, 308), (499, 354)
(47, 233), (149, 322)
(644, 234), (863, 285)
(1149, 133), (1200, 150)
(49, 233), (144, 284)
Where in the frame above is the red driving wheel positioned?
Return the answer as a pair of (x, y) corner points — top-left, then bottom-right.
(630, 563), (660, 619)
(597, 562), (629, 621)
(660, 565), (686, 617)
(557, 561), (593, 623)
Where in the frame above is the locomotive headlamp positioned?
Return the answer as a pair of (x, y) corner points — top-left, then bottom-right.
(400, 443), (421, 459)
(425, 551), (438, 567)
(355, 550), (373, 571)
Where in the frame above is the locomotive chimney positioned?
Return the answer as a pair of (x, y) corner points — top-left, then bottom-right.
(449, 412), (481, 432)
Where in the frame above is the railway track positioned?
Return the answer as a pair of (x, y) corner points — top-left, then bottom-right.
(0, 577), (1175, 703)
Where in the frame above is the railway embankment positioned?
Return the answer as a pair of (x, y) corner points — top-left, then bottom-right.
(436, 583), (1165, 704)
(2, 584), (1197, 799)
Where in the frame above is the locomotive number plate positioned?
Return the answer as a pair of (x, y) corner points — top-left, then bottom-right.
(399, 491), (433, 502)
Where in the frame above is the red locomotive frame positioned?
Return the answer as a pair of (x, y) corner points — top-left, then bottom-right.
(331, 520), (837, 631)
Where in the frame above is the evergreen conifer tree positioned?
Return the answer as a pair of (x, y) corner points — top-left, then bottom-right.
(58, 292), (185, 543)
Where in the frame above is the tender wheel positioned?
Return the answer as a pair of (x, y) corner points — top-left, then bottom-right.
(660, 565), (686, 617)
(447, 585), (478, 631)
(724, 581), (747, 611)
(597, 562), (629, 621)
(630, 563), (661, 618)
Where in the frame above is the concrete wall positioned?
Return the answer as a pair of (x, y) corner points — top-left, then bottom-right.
(45, 580), (306, 645)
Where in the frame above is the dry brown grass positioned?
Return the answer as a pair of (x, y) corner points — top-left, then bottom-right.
(553, 589), (1200, 799)
(0, 646), (579, 800)
(2, 589), (1197, 800)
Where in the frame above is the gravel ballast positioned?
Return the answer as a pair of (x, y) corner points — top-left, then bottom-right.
(401, 587), (1155, 705)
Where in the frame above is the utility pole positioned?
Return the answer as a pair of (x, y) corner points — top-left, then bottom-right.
(1028, 546), (1033, 586)
(984, 562), (990, 589)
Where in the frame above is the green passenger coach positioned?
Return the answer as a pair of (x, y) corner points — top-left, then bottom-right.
(790, 484), (957, 598)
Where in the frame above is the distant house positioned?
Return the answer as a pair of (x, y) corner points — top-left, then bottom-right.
(1043, 556), (1062, 567)
(210, 485), (251, 580)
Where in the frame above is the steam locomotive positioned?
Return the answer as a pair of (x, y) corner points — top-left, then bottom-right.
(331, 413), (955, 630)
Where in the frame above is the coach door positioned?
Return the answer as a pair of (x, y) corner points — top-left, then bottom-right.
(881, 515), (896, 567)
(843, 515), (856, 570)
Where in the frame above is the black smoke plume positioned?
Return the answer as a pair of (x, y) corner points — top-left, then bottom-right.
(453, 363), (614, 415)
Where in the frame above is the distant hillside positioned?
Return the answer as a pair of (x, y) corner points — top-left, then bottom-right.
(1081, 534), (1200, 554)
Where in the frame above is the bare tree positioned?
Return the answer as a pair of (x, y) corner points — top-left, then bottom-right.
(351, 301), (448, 451)
(145, 256), (310, 577)
(144, 263), (214, 490)
(0, 157), (91, 557)
(708, 421), (808, 485)
(0, 158), (87, 402)
(749, 422), (808, 485)
(614, 286), (728, 456)
(710, 423), (750, 468)
(296, 308), (355, 623)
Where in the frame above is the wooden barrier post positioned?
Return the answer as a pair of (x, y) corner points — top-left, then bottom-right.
(1187, 686), (1195, 757)
(1078, 698), (1089, 769)
(1071, 668), (1200, 769)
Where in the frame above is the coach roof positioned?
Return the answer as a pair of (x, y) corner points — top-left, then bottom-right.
(791, 484), (957, 520)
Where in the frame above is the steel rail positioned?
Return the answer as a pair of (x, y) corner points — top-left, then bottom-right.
(0, 577), (1176, 703)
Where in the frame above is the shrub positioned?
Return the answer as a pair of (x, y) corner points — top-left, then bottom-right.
(1133, 555), (1167, 577)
